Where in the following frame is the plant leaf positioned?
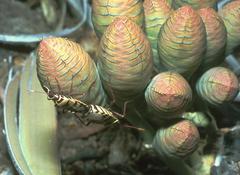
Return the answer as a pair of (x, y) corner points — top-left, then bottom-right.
(18, 54), (61, 175)
(4, 72), (33, 175)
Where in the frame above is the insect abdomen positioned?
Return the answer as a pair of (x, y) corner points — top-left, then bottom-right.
(88, 105), (119, 124)
(54, 95), (89, 113)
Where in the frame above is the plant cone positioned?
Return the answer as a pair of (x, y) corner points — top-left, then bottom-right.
(37, 37), (107, 105)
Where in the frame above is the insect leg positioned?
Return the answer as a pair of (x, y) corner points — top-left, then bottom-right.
(111, 99), (134, 119)
(46, 76), (53, 91)
(122, 99), (135, 117)
(122, 124), (145, 132)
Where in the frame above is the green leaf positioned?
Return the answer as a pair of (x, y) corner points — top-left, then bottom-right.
(18, 53), (61, 175)
(4, 72), (33, 175)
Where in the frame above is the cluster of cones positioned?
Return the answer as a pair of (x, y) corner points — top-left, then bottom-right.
(36, 1), (240, 174)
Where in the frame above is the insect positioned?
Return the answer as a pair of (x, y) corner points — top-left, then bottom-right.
(42, 86), (135, 128)
(42, 85), (89, 114)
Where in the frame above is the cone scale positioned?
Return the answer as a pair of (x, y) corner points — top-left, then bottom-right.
(153, 120), (200, 158)
(198, 7), (227, 70)
(196, 67), (239, 105)
(173, 0), (217, 10)
(37, 37), (107, 105)
(219, 0), (240, 55)
(143, 0), (173, 72)
(145, 72), (192, 119)
(92, 0), (144, 38)
(157, 6), (206, 78)
(97, 17), (153, 106)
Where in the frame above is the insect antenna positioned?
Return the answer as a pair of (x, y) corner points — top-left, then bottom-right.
(55, 77), (64, 95)
(26, 89), (46, 95)
(46, 76), (53, 90)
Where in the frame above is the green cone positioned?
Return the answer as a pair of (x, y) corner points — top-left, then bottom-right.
(153, 120), (200, 158)
(145, 71), (192, 119)
(97, 17), (153, 106)
(173, 0), (217, 10)
(196, 67), (239, 105)
(198, 7), (227, 71)
(157, 6), (206, 78)
(143, 0), (173, 72)
(92, 0), (144, 38)
(219, 0), (240, 55)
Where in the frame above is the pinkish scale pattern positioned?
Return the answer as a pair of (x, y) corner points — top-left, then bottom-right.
(153, 120), (200, 158)
(198, 7), (227, 70)
(157, 6), (206, 78)
(143, 0), (173, 72)
(37, 37), (107, 105)
(196, 67), (239, 105)
(92, 0), (144, 38)
(97, 16), (153, 106)
(219, 0), (240, 55)
(173, 0), (217, 10)
(145, 71), (192, 118)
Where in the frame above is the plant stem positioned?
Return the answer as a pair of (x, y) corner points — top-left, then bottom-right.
(162, 156), (196, 175)
(186, 150), (203, 170)
(126, 108), (155, 144)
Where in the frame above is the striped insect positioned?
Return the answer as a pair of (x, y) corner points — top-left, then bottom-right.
(42, 86), (125, 126)
(42, 86), (89, 114)
(84, 104), (121, 126)
(42, 86), (144, 131)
